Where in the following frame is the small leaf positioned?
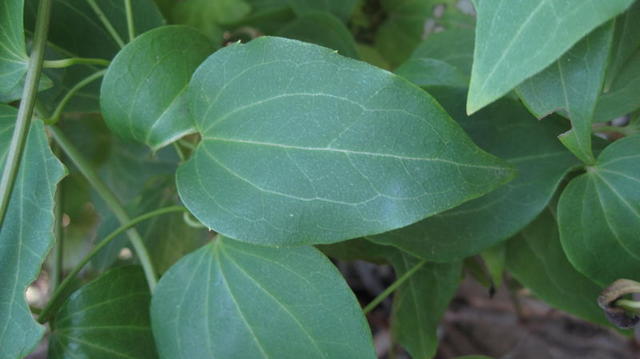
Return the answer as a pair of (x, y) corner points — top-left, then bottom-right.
(467, 0), (635, 114)
(558, 135), (640, 285)
(517, 23), (614, 164)
(369, 89), (578, 261)
(49, 266), (158, 358)
(178, 37), (513, 246)
(151, 237), (377, 359)
(277, 11), (359, 59)
(389, 252), (461, 359)
(506, 210), (608, 326)
(101, 25), (214, 150)
(0, 106), (66, 359)
(0, 0), (28, 101)
(395, 27), (475, 89)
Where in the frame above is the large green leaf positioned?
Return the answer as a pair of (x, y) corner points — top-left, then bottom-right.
(101, 26), (214, 150)
(0, 107), (66, 359)
(25, 0), (165, 113)
(395, 27), (475, 89)
(177, 36), (513, 246)
(0, 0), (28, 101)
(389, 253), (461, 359)
(558, 135), (640, 285)
(517, 23), (614, 164)
(467, 0), (635, 114)
(506, 210), (607, 325)
(277, 11), (359, 59)
(151, 237), (376, 359)
(369, 88), (578, 261)
(49, 266), (157, 358)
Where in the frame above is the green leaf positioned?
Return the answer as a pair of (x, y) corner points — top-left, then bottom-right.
(25, 0), (165, 113)
(178, 37), (513, 246)
(376, 0), (473, 67)
(0, 0), (28, 101)
(506, 210), (608, 326)
(287, 0), (357, 21)
(277, 11), (359, 59)
(395, 27), (474, 89)
(151, 237), (377, 359)
(389, 253), (461, 359)
(605, 1), (640, 91)
(101, 26), (214, 150)
(517, 23), (614, 164)
(49, 266), (157, 358)
(0, 106), (66, 359)
(467, 0), (635, 114)
(481, 244), (505, 288)
(170, 0), (251, 41)
(558, 135), (640, 285)
(369, 89), (578, 261)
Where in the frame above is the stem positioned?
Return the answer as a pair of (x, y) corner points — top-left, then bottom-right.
(0, 0), (52, 227)
(38, 206), (186, 323)
(615, 299), (640, 313)
(362, 260), (426, 314)
(124, 0), (136, 42)
(47, 126), (158, 291)
(43, 57), (110, 68)
(45, 70), (106, 125)
(86, 0), (125, 48)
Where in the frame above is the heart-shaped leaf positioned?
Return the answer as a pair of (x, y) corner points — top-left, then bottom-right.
(558, 135), (640, 285)
(101, 25), (214, 150)
(49, 266), (157, 358)
(151, 237), (376, 358)
(467, 0), (635, 114)
(0, 106), (66, 359)
(177, 36), (513, 246)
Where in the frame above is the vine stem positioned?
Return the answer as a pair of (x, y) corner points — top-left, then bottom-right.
(615, 299), (640, 312)
(87, 0), (125, 48)
(362, 260), (426, 314)
(47, 126), (158, 292)
(37, 205), (187, 323)
(43, 57), (110, 68)
(45, 70), (106, 125)
(124, 0), (136, 42)
(0, 0), (52, 227)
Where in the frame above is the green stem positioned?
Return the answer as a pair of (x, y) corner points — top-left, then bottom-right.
(615, 299), (640, 313)
(0, 0), (52, 227)
(43, 57), (110, 68)
(38, 205), (187, 323)
(45, 70), (106, 125)
(51, 166), (64, 290)
(124, 0), (136, 42)
(362, 260), (426, 314)
(47, 126), (158, 291)
(86, 0), (125, 48)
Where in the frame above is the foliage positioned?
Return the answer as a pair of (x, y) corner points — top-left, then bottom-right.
(1, 0), (640, 358)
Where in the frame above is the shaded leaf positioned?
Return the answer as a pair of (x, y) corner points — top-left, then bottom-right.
(0, 106), (66, 359)
(594, 47), (640, 123)
(558, 135), (640, 285)
(49, 266), (157, 358)
(177, 37), (513, 246)
(467, 0), (635, 114)
(517, 23), (614, 164)
(151, 237), (376, 359)
(506, 210), (608, 325)
(287, 0), (358, 21)
(170, 0), (250, 41)
(0, 0), (28, 101)
(389, 252), (461, 359)
(605, 1), (640, 90)
(369, 88), (578, 261)
(101, 25), (214, 150)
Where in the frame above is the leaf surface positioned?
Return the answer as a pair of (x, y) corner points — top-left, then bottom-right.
(506, 210), (607, 325)
(178, 37), (513, 246)
(467, 0), (635, 114)
(517, 23), (614, 164)
(0, 0), (28, 101)
(151, 237), (376, 359)
(287, 0), (357, 21)
(101, 26), (214, 149)
(49, 266), (157, 359)
(369, 89), (578, 261)
(558, 135), (640, 285)
(0, 106), (66, 359)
